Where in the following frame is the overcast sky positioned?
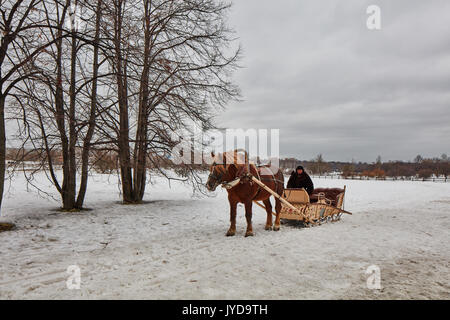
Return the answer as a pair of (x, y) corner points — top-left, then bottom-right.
(216, 0), (450, 162)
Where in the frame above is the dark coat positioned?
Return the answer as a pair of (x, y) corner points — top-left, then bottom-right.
(287, 170), (314, 195)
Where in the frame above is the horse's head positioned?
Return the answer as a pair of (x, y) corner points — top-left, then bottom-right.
(206, 164), (224, 191)
(206, 151), (247, 191)
(206, 152), (226, 191)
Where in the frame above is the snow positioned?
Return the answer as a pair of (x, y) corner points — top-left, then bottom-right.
(0, 172), (449, 299)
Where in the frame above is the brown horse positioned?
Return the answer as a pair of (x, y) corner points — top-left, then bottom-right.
(206, 151), (285, 237)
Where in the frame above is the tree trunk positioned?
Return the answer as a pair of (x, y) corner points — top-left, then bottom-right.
(0, 94), (6, 214)
(54, 22), (73, 210)
(132, 0), (152, 203)
(65, 10), (78, 210)
(76, 0), (102, 209)
(114, 0), (135, 203)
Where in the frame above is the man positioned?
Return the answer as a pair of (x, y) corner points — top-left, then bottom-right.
(287, 165), (314, 195)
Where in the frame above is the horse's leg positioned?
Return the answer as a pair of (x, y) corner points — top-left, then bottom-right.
(273, 197), (282, 231)
(244, 201), (254, 237)
(226, 198), (238, 237)
(263, 199), (273, 230)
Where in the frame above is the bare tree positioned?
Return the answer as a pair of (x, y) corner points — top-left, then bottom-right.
(414, 154), (423, 164)
(310, 154), (329, 175)
(10, 0), (105, 210)
(0, 0), (65, 212)
(375, 155), (382, 167)
(98, 0), (240, 203)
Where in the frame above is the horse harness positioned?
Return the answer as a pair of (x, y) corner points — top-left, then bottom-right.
(218, 163), (284, 200)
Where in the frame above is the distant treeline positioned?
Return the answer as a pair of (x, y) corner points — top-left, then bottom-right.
(280, 154), (450, 179)
(5, 147), (174, 174)
(9, 148), (450, 180)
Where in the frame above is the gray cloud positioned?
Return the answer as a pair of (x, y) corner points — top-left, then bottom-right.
(217, 0), (450, 162)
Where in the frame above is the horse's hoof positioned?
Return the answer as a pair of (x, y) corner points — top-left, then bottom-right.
(265, 225), (273, 231)
(273, 225), (280, 231)
(245, 231), (254, 237)
(226, 230), (236, 237)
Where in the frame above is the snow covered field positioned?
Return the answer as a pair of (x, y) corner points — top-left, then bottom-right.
(0, 172), (449, 299)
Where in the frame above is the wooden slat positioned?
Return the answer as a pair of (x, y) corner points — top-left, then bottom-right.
(250, 175), (308, 220)
(280, 213), (305, 221)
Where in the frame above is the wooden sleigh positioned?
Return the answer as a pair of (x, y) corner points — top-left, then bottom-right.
(251, 176), (351, 226)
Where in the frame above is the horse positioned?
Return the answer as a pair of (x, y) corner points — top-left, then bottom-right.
(206, 150), (285, 237)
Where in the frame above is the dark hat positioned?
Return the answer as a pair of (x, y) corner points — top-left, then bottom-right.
(296, 165), (304, 171)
